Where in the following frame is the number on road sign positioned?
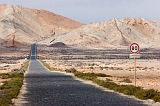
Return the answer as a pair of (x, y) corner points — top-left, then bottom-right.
(130, 43), (140, 54)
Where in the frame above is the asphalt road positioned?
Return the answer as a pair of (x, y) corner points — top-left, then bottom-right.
(15, 44), (148, 106)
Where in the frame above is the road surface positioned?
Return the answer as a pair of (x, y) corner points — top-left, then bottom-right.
(15, 44), (148, 106)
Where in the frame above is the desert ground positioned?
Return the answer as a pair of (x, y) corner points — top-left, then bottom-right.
(38, 45), (160, 92)
(0, 45), (30, 84)
(1, 4), (160, 105)
(43, 59), (160, 91)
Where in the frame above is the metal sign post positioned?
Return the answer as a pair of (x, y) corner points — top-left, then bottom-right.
(134, 56), (136, 86)
(129, 43), (140, 86)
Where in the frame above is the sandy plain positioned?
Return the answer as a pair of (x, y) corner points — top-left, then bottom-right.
(0, 45), (30, 85)
(44, 59), (160, 92)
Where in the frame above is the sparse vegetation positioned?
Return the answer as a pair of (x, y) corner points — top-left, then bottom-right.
(74, 72), (111, 80)
(41, 61), (56, 70)
(96, 73), (112, 77)
(109, 67), (123, 70)
(120, 78), (132, 83)
(40, 61), (160, 103)
(41, 61), (63, 72)
(0, 61), (29, 106)
(65, 68), (77, 73)
(74, 72), (160, 102)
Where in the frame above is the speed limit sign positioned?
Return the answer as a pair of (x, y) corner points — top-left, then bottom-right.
(130, 43), (140, 54)
(129, 43), (140, 86)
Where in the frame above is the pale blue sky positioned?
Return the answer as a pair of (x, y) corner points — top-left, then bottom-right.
(0, 0), (159, 23)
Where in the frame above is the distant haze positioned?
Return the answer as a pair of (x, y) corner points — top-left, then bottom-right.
(0, 0), (160, 23)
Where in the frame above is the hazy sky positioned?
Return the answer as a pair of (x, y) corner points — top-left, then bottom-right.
(0, 0), (159, 23)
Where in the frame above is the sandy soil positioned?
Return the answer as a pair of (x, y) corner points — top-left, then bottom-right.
(44, 59), (160, 91)
(0, 59), (27, 86)
(0, 59), (27, 73)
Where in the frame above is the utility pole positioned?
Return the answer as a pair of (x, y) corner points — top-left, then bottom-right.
(5, 31), (17, 47)
(12, 35), (15, 47)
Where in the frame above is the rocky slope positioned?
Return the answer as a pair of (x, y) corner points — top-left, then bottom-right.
(1, 4), (159, 49)
(45, 18), (160, 48)
(0, 4), (83, 46)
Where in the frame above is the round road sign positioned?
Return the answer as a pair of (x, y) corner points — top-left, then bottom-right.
(130, 43), (140, 54)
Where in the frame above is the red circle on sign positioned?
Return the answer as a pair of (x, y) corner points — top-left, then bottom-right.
(130, 43), (140, 54)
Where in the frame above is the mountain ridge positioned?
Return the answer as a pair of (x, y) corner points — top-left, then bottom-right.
(1, 4), (160, 49)
(0, 4), (84, 46)
(42, 18), (160, 49)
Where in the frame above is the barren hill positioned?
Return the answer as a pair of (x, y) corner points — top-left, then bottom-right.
(0, 4), (83, 46)
(45, 18), (160, 49)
